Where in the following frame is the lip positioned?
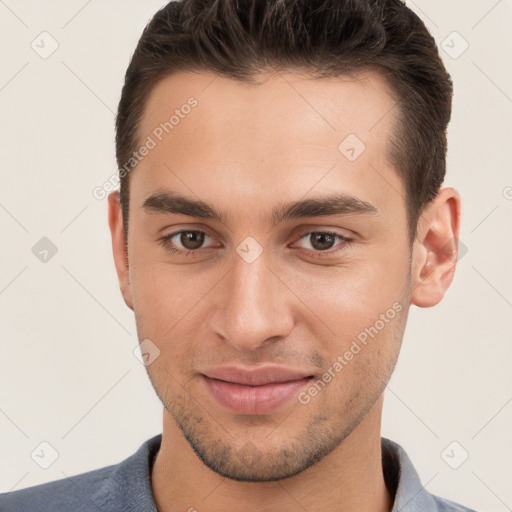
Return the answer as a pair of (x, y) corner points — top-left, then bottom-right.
(201, 366), (314, 415)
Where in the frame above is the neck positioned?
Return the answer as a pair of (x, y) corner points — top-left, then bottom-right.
(151, 396), (392, 512)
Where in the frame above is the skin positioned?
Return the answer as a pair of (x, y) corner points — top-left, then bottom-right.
(108, 69), (461, 512)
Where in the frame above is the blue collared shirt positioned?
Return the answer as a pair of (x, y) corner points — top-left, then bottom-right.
(0, 434), (478, 511)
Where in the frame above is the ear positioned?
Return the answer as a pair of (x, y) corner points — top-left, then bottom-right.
(107, 191), (133, 311)
(411, 187), (461, 308)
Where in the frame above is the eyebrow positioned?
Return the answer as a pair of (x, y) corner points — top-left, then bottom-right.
(142, 190), (378, 225)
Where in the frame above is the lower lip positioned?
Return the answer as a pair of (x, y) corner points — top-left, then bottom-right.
(201, 375), (313, 415)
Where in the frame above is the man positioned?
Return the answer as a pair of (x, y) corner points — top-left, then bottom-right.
(0, 0), (478, 510)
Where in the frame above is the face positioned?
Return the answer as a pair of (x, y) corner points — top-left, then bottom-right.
(114, 69), (415, 481)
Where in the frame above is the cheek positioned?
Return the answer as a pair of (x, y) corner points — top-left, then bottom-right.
(129, 256), (221, 347)
(130, 264), (173, 335)
(287, 247), (409, 340)
(299, 301), (407, 415)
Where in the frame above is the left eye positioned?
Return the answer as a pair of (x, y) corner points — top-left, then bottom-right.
(294, 231), (350, 252)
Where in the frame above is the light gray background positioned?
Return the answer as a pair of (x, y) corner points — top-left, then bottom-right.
(1, 1), (511, 510)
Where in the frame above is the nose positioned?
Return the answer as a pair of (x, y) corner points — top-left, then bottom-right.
(211, 248), (294, 352)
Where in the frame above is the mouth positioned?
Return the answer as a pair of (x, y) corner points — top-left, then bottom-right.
(200, 366), (315, 415)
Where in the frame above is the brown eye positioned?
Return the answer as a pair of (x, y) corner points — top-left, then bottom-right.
(293, 230), (353, 258)
(309, 232), (337, 251)
(179, 231), (205, 250)
(161, 230), (215, 255)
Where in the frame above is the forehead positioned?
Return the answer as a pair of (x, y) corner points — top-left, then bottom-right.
(131, 68), (404, 224)
(139, 68), (398, 152)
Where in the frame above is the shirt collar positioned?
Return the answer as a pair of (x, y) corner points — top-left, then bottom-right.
(382, 437), (439, 511)
(96, 434), (439, 511)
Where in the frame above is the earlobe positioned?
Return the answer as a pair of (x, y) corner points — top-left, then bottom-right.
(411, 188), (461, 308)
(107, 191), (134, 311)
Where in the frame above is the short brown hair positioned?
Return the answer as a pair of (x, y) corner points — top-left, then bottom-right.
(115, 0), (453, 242)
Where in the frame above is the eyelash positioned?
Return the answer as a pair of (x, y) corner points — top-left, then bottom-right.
(159, 229), (353, 259)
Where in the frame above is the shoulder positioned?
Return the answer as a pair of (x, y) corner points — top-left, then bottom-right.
(381, 437), (480, 512)
(0, 463), (118, 512)
(0, 433), (162, 512)
(431, 494), (480, 512)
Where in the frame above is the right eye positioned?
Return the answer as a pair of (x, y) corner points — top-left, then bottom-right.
(160, 230), (218, 255)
